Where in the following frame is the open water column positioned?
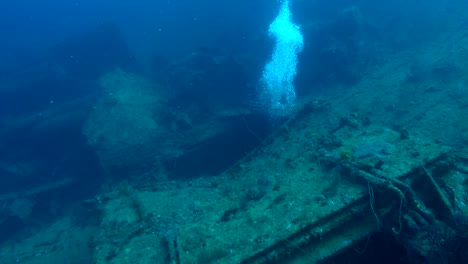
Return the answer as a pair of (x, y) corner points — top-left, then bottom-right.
(258, 0), (304, 118)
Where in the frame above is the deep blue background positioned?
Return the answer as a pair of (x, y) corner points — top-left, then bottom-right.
(0, 0), (279, 70)
(1, 0), (460, 71)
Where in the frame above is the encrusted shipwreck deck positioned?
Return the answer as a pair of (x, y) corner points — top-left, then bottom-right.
(94, 101), (455, 263)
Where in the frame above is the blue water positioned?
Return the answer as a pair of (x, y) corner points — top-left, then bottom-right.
(0, 1), (467, 263)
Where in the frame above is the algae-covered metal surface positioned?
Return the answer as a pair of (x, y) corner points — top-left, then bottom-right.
(93, 100), (445, 263)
